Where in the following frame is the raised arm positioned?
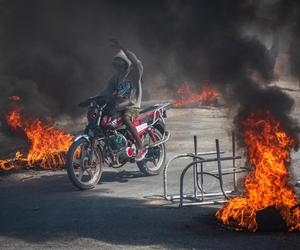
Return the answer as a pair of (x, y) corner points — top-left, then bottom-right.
(122, 49), (143, 73)
(110, 38), (143, 74)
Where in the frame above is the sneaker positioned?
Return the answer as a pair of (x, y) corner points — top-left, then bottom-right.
(135, 148), (148, 162)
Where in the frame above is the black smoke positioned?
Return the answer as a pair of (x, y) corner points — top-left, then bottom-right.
(0, 0), (300, 142)
(276, 0), (300, 81)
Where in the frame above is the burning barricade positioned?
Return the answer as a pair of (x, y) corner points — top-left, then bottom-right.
(0, 97), (72, 171)
(172, 82), (220, 108)
(216, 110), (300, 232)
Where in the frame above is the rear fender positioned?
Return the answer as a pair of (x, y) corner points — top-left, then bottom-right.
(153, 119), (165, 134)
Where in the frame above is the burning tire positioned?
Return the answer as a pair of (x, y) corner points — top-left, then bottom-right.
(66, 138), (103, 190)
(137, 129), (166, 176)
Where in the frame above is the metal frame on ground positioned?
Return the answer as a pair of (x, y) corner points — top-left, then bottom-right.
(163, 133), (247, 207)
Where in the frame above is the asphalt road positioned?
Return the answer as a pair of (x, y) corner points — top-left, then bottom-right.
(1, 102), (300, 249)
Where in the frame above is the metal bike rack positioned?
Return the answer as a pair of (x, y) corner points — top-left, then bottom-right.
(163, 132), (247, 207)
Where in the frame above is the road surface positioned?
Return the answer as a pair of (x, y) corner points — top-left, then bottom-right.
(1, 95), (300, 249)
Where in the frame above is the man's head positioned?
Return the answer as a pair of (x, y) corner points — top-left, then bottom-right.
(112, 50), (131, 75)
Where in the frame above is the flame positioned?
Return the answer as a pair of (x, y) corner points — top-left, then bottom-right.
(216, 110), (300, 232)
(0, 107), (73, 170)
(9, 96), (21, 101)
(172, 82), (220, 107)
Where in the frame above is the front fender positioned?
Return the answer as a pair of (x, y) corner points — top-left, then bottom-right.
(72, 134), (90, 143)
(72, 134), (105, 163)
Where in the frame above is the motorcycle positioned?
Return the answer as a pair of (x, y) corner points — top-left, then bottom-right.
(66, 95), (171, 190)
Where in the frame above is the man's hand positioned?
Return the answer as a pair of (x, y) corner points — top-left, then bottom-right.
(109, 38), (124, 50)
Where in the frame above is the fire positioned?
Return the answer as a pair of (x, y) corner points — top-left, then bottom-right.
(0, 106), (73, 170)
(172, 82), (220, 107)
(9, 96), (21, 101)
(216, 110), (300, 232)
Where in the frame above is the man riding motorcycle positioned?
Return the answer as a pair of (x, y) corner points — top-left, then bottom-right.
(100, 39), (147, 161)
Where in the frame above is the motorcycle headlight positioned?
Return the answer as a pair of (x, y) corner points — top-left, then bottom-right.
(87, 108), (98, 124)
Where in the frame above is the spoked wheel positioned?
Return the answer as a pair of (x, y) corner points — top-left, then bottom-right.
(67, 138), (103, 190)
(137, 128), (166, 176)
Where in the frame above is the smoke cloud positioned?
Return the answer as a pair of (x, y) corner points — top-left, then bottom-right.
(0, 0), (300, 142)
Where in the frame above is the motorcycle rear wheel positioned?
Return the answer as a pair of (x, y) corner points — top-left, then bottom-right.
(66, 138), (103, 190)
(137, 129), (166, 176)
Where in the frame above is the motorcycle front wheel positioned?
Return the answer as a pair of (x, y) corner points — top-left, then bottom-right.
(66, 138), (103, 190)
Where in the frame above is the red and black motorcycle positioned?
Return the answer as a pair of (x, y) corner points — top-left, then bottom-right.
(66, 95), (170, 190)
